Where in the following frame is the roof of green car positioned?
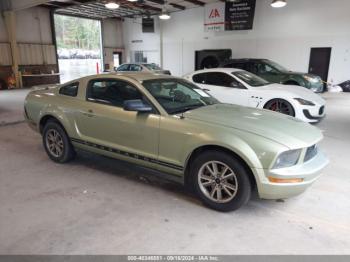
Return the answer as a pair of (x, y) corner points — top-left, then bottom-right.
(224, 58), (270, 63)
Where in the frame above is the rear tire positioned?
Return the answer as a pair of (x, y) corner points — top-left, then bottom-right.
(42, 120), (76, 163)
(190, 151), (251, 212)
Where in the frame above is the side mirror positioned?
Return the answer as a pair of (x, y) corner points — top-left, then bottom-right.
(123, 99), (152, 113)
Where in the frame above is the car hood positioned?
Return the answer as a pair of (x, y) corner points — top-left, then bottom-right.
(282, 71), (321, 79)
(258, 83), (325, 104)
(183, 104), (323, 149)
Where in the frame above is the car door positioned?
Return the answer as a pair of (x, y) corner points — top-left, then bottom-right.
(193, 72), (249, 106)
(74, 78), (160, 161)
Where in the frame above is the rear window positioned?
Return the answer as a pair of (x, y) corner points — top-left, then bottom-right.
(192, 73), (207, 84)
(59, 82), (79, 97)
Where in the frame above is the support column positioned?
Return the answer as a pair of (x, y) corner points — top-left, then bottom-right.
(4, 11), (20, 88)
(159, 19), (163, 68)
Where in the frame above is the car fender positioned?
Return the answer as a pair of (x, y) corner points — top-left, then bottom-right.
(181, 130), (286, 187)
(38, 104), (74, 136)
(181, 126), (285, 171)
(283, 75), (306, 87)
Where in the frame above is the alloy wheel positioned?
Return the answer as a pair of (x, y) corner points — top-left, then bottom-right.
(45, 129), (64, 158)
(267, 99), (294, 116)
(198, 161), (238, 203)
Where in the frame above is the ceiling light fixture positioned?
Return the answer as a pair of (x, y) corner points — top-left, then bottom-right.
(159, 12), (170, 20)
(271, 0), (287, 8)
(127, 0), (138, 2)
(159, 2), (170, 20)
(105, 1), (120, 9)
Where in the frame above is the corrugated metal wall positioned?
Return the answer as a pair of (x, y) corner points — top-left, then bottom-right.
(0, 43), (12, 66)
(18, 44), (56, 65)
(0, 43), (57, 66)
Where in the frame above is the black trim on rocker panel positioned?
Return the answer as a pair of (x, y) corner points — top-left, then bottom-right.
(70, 138), (184, 171)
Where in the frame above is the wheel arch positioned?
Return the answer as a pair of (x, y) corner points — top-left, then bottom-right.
(39, 114), (66, 134)
(184, 145), (257, 190)
(263, 98), (296, 116)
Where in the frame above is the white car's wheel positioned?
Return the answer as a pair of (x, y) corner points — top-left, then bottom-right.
(264, 99), (295, 117)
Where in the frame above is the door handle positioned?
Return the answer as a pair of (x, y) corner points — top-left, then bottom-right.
(79, 109), (96, 117)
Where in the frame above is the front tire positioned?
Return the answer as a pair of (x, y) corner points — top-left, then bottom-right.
(264, 99), (295, 117)
(42, 120), (76, 163)
(190, 151), (252, 212)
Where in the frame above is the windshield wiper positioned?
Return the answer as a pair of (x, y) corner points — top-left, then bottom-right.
(170, 104), (204, 114)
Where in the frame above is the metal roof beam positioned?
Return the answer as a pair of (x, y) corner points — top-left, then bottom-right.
(182, 0), (205, 6)
(169, 3), (186, 10)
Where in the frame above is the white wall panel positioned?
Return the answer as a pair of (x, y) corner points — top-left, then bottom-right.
(123, 0), (350, 83)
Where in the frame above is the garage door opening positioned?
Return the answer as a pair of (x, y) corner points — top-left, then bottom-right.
(54, 14), (103, 83)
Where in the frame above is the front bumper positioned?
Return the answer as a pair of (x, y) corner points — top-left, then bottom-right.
(295, 103), (326, 123)
(255, 150), (329, 199)
(302, 105), (326, 122)
(309, 81), (324, 93)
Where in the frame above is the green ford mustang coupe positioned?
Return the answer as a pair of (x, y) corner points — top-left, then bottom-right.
(24, 73), (329, 211)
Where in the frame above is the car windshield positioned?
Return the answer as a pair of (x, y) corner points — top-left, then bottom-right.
(232, 71), (271, 87)
(265, 60), (287, 72)
(142, 78), (219, 114)
(143, 64), (162, 70)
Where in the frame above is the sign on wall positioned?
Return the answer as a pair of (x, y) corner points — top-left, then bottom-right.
(204, 0), (256, 32)
(204, 2), (225, 32)
(225, 0), (256, 31)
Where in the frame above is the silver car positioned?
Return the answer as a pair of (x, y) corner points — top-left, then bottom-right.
(115, 63), (171, 75)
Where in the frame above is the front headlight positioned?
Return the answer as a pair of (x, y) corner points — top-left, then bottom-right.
(294, 98), (315, 106)
(303, 75), (320, 82)
(272, 149), (301, 169)
(303, 75), (313, 81)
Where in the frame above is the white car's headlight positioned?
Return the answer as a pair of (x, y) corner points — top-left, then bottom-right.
(294, 98), (315, 106)
(272, 149), (301, 169)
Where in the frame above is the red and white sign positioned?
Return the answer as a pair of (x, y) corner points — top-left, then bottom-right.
(204, 2), (225, 32)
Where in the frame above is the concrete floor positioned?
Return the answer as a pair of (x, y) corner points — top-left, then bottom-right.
(0, 90), (350, 254)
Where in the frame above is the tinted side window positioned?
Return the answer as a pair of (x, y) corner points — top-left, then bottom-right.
(117, 64), (130, 71)
(244, 62), (254, 73)
(256, 63), (278, 74)
(251, 62), (259, 74)
(87, 79), (143, 107)
(192, 73), (207, 84)
(205, 72), (235, 87)
(129, 64), (142, 71)
(59, 82), (79, 97)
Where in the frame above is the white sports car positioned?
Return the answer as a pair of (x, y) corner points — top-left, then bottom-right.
(184, 68), (326, 123)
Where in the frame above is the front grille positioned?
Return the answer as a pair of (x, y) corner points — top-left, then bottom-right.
(304, 145), (318, 162)
(319, 106), (325, 115)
